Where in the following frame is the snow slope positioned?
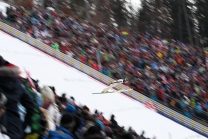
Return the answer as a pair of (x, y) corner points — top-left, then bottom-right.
(0, 31), (206, 139)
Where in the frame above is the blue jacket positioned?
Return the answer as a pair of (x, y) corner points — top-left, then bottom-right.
(179, 100), (187, 110)
(184, 111), (192, 119)
(47, 126), (76, 139)
(65, 104), (76, 114)
(102, 68), (109, 76)
(150, 95), (158, 101)
(196, 105), (202, 114)
(205, 104), (208, 109)
(96, 119), (105, 131)
(151, 62), (158, 70)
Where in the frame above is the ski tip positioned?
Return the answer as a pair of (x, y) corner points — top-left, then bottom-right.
(92, 93), (103, 94)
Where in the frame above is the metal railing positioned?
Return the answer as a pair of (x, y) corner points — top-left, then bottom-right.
(0, 21), (207, 137)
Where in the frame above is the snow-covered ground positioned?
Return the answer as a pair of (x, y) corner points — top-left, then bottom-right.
(0, 31), (206, 139)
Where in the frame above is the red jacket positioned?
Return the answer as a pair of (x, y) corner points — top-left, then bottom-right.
(92, 63), (99, 70)
(80, 55), (86, 64)
(158, 89), (165, 101)
(60, 46), (69, 54)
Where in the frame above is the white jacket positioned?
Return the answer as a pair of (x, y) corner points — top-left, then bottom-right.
(0, 126), (10, 139)
(40, 86), (61, 130)
(46, 104), (61, 131)
(0, 133), (10, 139)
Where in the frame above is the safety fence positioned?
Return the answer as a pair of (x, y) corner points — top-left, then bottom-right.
(0, 21), (207, 137)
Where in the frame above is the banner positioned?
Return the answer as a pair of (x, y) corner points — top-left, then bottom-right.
(144, 101), (157, 112)
(24, 68), (36, 90)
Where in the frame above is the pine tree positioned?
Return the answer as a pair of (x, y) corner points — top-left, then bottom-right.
(138, 0), (172, 38)
(137, 0), (152, 34)
(42, 0), (54, 8)
(127, 2), (139, 32)
(164, 0), (194, 44)
(7, 0), (34, 8)
(195, 0), (208, 46)
(182, 0), (193, 45)
(164, 0), (181, 41)
(152, 0), (172, 38)
(111, 0), (129, 29)
(69, 0), (86, 19)
(91, 0), (112, 25)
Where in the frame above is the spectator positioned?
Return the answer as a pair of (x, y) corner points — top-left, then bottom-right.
(83, 125), (104, 139)
(110, 115), (118, 129)
(47, 113), (77, 139)
(138, 131), (146, 139)
(1, 4), (208, 124)
(0, 56), (34, 139)
(40, 85), (60, 131)
(0, 92), (10, 139)
(196, 102), (203, 114)
(179, 97), (188, 110)
(51, 41), (60, 51)
(93, 114), (105, 131)
(65, 103), (77, 114)
(58, 93), (67, 106)
(0, 55), (155, 139)
(184, 108), (192, 119)
(120, 132), (134, 139)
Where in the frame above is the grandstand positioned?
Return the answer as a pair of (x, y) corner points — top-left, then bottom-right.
(0, 2), (208, 139)
(0, 29), (207, 139)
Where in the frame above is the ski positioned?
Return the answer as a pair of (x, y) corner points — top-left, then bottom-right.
(92, 89), (132, 95)
(92, 92), (115, 94)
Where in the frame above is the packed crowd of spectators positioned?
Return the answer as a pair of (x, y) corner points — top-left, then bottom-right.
(0, 6), (208, 122)
(0, 55), (152, 139)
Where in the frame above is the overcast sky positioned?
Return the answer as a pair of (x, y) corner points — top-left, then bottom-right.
(127, 0), (141, 10)
(128, 0), (141, 7)
(130, 0), (141, 5)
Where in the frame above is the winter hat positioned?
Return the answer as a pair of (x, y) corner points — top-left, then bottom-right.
(83, 105), (90, 112)
(70, 96), (75, 101)
(120, 133), (134, 139)
(0, 92), (7, 107)
(67, 98), (74, 104)
(111, 114), (115, 119)
(95, 109), (98, 114)
(56, 99), (61, 106)
(65, 103), (76, 114)
(60, 113), (76, 129)
(41, 86), (55, 103)
(87, 125), (100, 135)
